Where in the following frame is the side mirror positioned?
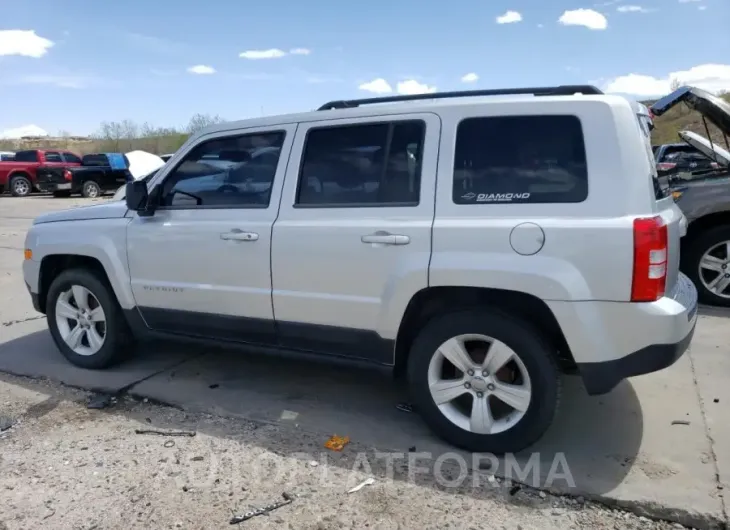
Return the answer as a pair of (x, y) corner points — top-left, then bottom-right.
(125, 180), (149, 212)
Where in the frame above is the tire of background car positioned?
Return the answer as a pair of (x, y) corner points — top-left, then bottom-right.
(46, 268), (133, 369)
(9, 174), (32, 197)
(52, 191), (72, 198)
(406, 309), (560, 454)
(82, 180), (101, 198)
(683, 225), (730, 307)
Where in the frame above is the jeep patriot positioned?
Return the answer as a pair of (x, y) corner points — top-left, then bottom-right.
(23, 85), (698, 453)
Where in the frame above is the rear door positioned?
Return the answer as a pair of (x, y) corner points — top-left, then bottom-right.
(271, 113), (439, 363)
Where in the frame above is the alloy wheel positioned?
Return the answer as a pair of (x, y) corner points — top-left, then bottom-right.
(427, 333), (532, 435)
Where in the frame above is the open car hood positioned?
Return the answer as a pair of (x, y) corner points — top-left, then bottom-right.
(679, 130), (730, 168)
(651, 86), (730, 136)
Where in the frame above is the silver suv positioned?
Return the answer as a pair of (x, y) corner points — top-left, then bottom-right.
(22, 86), (698, 453)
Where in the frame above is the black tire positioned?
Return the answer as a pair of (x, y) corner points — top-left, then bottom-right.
(82, 181), (101, 198)
(407, 309), (560, 454)
(52, 191), (72, 198)
(46, 268), (133, 369)
(683, 225), (730, 307)
(9, 175), (32, 197)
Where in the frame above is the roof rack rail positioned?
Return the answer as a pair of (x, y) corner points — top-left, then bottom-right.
(317, 85), (604, 111)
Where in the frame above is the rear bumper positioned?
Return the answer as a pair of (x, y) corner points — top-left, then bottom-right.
(547, 272), (698, 395)
(36, 181), (73, 193)
(577, 323), (695, 395)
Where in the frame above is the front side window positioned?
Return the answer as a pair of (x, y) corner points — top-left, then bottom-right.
(296, 120), (424, 207)
(453, 115), (588, 204)
(45, 152), (62, 163)
(159, 131), (285, 208)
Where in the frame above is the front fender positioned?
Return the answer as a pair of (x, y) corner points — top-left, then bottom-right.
(25, 219), (135, 309)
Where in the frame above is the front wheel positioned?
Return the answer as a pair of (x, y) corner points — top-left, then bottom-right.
(10, 175), (32, 197)
(407, 310), (560, 454)
(82, 181), (101, 198)
(46, 269), (132, 368)
(684, 225), (730, 307)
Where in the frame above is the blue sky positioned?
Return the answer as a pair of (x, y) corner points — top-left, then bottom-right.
(1, 0), (728, 137)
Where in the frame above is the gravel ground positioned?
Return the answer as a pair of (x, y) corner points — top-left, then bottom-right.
(0, 374), (693, 530)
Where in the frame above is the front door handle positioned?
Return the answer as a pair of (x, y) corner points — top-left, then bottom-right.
(220, 229), (259, 242)
(361, 231), (410, 246)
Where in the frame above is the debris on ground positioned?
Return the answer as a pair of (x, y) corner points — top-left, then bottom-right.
(714, 398), (719, 403)
(163, 440), (175, 448)
(208, 384), (219, 389)
(0, 415), (14, 431)
(307, 460), (319, 468)
(509, 485), (522, 496)
(280, 410), (299, 421)
(347, 478), (375, 494)
(396, 402), (414, 413)
(229, 492), (294, 525)
(134, 429), (196, 437)
(671, 420), (691, 426)
(86, 393), (114, 410)
(324, 434), (350, 452)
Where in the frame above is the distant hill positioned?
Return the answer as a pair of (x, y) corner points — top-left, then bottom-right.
(647, 92), (730, 146)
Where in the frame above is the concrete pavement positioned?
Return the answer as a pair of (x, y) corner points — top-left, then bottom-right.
(1, 195), (728, 529)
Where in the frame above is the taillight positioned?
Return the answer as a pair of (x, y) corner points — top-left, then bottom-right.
(631, 216), (668, 302)
(63, 169), (72, 181)
(657, 162), (677, 172)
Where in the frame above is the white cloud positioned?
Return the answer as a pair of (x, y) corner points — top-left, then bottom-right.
(239, 48), (287, 60)
(289, 48), (311, 55)
(358, 78), (437, 95)
(604, 64), (730, 97)
(698, 5), (707, 10)
(537, 23), (545, 28)
(496, 10), (523, 24)
(187, 65), (216, 75)
(617, 5), (650, 12)
(358, 78), (393, 94)
(558, 9), (608, 30)
(0, 30), (54, 58)
(0, 124), (49, 139)
(396, 79), (437, 95)
(461, 72), (479, 83)
(11, 74), (95, 89)
(678, 0), (700, 3)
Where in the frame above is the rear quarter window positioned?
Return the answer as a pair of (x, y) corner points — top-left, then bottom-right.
(453, 115), (588, 204)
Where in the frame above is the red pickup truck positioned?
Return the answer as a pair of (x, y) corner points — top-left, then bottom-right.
(0, 149), (82, 197)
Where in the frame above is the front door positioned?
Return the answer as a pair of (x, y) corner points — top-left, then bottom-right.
(271, 113), (440, 363)
(126, 124), (295, 344)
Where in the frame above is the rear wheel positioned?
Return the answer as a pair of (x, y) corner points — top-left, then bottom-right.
(82, 181), (101, 198)
(407, 309), (560, 454)
(684, 225), (730, 307)
(9, 175), (32, 197)
(46, 269), (133, 368)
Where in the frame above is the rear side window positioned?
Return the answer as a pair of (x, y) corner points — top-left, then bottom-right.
(13, 150), (39, 163)
(63, 152), (82, 163)
(453, 115), (588, 204)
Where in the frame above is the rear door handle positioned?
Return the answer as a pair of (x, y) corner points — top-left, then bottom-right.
(220, 229), (259, 242)
(361, 232), (410, 246)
